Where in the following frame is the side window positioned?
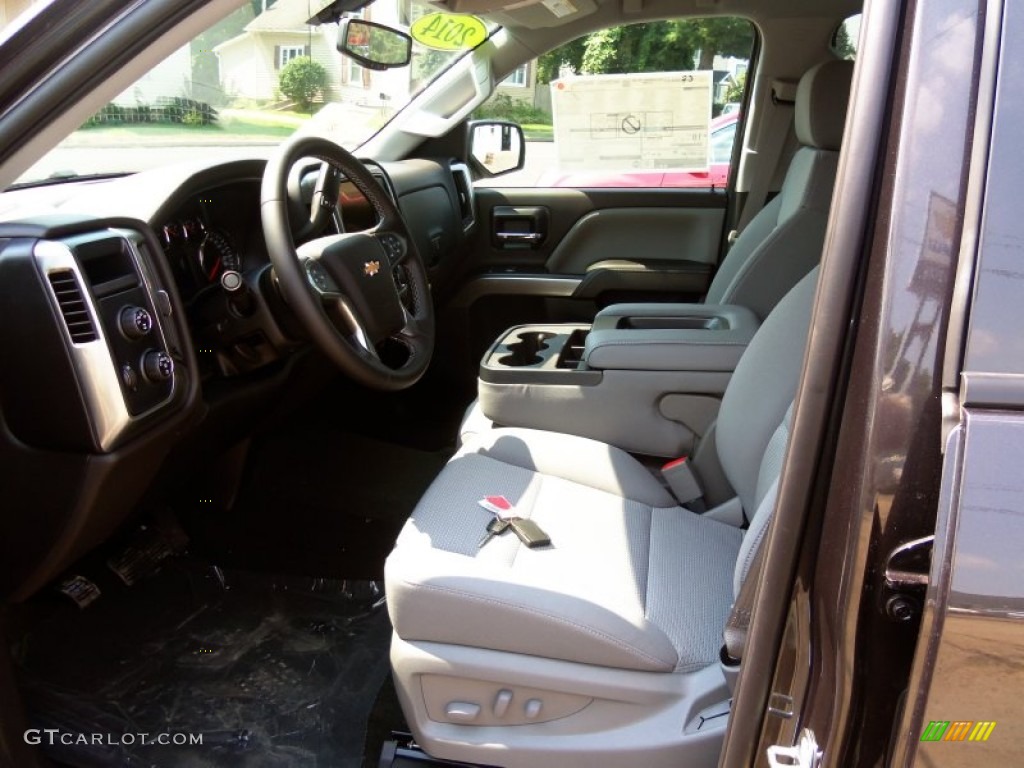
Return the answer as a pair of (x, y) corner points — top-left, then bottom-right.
(474, 18), (755, 188)
(833, 14), (861, 59)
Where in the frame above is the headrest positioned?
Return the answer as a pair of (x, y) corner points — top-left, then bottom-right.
(795, 59), (854, 151)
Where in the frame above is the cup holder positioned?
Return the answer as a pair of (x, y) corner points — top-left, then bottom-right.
(497, 331), (555, 367)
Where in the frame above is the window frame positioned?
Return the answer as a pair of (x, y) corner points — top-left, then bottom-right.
(502, 63), (529, 87)
(278, 44), (306, 70)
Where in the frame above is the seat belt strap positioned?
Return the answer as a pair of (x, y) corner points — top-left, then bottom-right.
(723, 542), (765, 663)
(730, 79), (797, 244)
(722, 478), (780, 662)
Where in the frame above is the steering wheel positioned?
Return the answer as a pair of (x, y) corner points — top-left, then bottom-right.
(261, 135), (434, 391)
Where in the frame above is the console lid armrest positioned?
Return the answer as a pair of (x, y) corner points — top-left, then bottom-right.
(585, 303), (760, 372)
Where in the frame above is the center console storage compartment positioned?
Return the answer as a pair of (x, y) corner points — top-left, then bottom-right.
(477, 303), (760, 457)
(582, 303), (759, 373)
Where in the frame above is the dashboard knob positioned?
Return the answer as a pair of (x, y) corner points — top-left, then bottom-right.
(220, 270), (244, 292)
(142, 350), (174, 383)
(119, 306), (153, 339)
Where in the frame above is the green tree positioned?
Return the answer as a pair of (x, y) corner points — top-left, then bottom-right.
(724, 71), (745, 103)
(279, 56), (328, 113)
(834, 23), (857, 59)
(535, 18), (754, 82)
(536, 36), (586, 83)
(692, 17), (754, 70)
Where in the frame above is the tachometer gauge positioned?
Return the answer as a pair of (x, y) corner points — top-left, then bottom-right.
(198, 229), (240, 282)
(161, 221), (183, 251)
(182, 218), (206, 242)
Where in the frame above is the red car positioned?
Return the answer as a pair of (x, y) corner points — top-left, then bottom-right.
(539, 112), (739, 188)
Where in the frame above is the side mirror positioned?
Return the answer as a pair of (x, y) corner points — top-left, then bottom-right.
(337, 19), (412, 71)
(469, 120), (526, 177)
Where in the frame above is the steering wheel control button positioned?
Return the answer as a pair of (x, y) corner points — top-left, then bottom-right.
(379, 233), (404, 264)
(444, 702), (481, 723)
(306, 262), (332, 293)
(220, 270), (244, 292)
(141, 350), (174, 383)
(120, 364), (138, 392)
(118, 306), (153, 340)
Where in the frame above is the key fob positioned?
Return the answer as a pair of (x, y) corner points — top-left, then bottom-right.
(509, 518), (551, 548)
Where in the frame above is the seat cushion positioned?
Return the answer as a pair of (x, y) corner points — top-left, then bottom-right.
(385, 428), (743, 674)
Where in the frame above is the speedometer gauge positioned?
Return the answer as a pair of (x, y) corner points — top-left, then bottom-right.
(198, 229), (240, 282)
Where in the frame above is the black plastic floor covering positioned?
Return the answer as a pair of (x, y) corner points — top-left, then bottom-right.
(13, 562), (392, 767)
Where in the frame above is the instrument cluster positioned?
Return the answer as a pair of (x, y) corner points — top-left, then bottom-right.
(156, 181), (263, 301)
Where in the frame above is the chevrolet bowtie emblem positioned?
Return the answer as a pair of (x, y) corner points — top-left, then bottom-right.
(363, 260), (381, 277)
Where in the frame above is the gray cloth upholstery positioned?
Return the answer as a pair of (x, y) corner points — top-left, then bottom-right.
(386, 428), (742, 673)
(795, 60), (855, 150)
(387, 269), (821, 678)
(458, 398), (495, 447)
(705, 59), (852, 319)
(717, 270), (817, 516)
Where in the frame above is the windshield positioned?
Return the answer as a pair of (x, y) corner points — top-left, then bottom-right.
(9, 0), (493, 186)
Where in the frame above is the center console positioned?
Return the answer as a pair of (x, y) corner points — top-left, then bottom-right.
(477, 303), (760, 458)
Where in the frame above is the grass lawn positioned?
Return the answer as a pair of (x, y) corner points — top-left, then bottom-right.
(73, 108), (310, 143)
(521, 123), (553, 141)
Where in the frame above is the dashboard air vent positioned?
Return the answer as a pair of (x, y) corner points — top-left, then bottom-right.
(48, 269), (98, 343)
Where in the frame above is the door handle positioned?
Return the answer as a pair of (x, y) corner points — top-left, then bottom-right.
(492, 205), (548, 250)
(495, 232), (544, 243)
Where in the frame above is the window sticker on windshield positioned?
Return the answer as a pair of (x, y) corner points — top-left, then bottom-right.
(410, 12), (487, 51)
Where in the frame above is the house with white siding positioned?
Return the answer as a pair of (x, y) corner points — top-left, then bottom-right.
(215, 0), (410, 106)
(216, 0), (343, 102)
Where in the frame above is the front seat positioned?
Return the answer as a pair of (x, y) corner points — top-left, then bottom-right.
(458, 59), (852, 447)
(385, 268), (819, 768)
(703, 58), (852, 319)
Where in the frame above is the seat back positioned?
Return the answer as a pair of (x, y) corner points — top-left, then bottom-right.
(713, 267), (819, 592)
(705, 60), (853, 320)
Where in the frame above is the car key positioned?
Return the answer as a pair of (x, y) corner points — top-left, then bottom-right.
(509, 518), (551, 548)
(478, 517), (511, 548)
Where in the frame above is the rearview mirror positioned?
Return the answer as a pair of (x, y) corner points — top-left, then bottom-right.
(469, 120), (526, 177)
(337, 19), (412, 71)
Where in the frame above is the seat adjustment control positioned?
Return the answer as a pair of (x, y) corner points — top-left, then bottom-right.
(524, 699), (543, 720)
(118, 305), (153, 339)
(444, 701), (481, 723)
(142, 350), (174, 383)
(493, 689), (513, 718)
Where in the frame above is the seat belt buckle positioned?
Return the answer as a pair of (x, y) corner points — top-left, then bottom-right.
(727, 228), (739, 246)
(662, 457), (703, 506)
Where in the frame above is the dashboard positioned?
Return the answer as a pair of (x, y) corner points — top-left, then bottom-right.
(0, 153), (474, 602)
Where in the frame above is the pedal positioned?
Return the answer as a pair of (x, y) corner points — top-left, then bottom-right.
(57, 575), (101, 609)
(106, 524), (184, 586)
